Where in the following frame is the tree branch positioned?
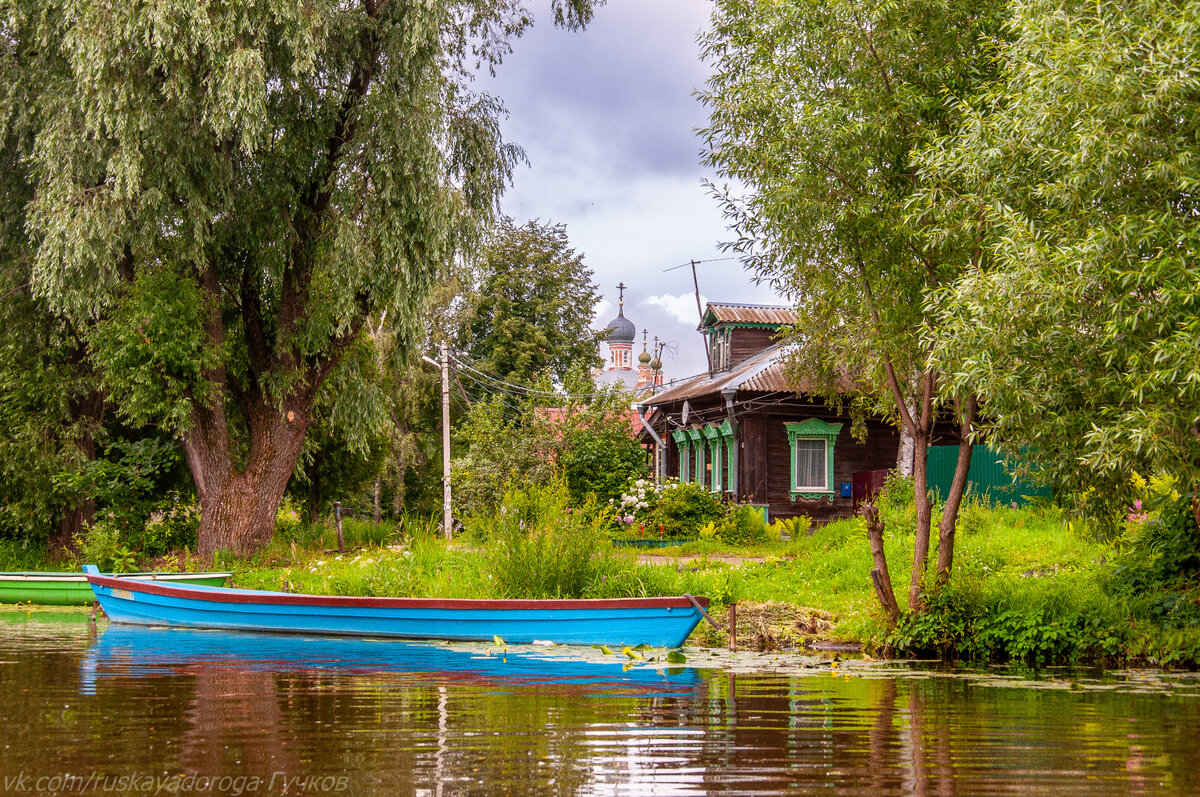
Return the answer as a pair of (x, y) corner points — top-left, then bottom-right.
(279, 9), (383, 345)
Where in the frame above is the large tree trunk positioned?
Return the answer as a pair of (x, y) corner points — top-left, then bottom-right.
(185, 399), (311, 557)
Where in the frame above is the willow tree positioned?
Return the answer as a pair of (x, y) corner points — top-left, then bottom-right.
(700, 0), (1005, 615)
(920, 0), (1200, 529)
(11, 0), (598, 555)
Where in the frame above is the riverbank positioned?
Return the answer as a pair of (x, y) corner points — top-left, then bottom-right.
(3, 490), (1197, 668)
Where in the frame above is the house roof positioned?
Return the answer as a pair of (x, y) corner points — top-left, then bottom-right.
(638, 343), (797, 407)
(700, 302), (798, 329)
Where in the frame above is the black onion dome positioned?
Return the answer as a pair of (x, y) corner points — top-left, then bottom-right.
(605, 310), (636, 344)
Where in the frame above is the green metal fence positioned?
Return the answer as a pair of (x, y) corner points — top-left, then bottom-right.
(925, 444), (1051, 506)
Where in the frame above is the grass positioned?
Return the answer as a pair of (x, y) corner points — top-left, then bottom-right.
(10, 484), (1198, 667)
(222, 496), (1112, 651)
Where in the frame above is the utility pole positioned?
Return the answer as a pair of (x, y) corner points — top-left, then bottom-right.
(440, 341), (453, 540)
(692, 260), (712, 374)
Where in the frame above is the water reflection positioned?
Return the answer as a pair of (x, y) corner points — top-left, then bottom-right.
(0, 614), (1197, 795)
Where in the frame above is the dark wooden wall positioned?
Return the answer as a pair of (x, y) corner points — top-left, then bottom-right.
(729, 328), (778, 368)
(660, 393), (901, 524)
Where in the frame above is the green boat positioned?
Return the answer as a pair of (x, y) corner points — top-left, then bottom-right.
(0, 571), (234, 606)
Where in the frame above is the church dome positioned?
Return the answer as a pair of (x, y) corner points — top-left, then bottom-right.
(605, 309), (635, 344)
(638, 349), (651, 364)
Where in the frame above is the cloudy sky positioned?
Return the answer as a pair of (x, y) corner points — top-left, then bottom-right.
(483, 0), (783, 380)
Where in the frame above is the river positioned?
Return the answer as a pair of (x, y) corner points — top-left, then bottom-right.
(0, 611), (1196, 795)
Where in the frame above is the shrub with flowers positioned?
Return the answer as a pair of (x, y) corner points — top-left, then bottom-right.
(611, 477), (722, 539)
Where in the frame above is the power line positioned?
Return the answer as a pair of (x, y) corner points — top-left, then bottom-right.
(448, 352), (634, 402)
(662, 256), (744, 272)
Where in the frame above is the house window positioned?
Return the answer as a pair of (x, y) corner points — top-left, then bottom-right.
(685, 427), (705, 486)
(784, 419), (842, 501)
(793, 439), (827, 490)
(709, 327), (732, 371)
(703, 424), (722, 492)
(676, 422), (736, 493)
(672, 430), (690, 482)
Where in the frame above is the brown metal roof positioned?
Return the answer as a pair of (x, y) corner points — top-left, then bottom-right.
(638, 344), (797, 406)
(702, 303), (798, 327)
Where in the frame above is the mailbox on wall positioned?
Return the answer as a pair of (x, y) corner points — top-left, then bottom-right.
(839, 482), (852, 498)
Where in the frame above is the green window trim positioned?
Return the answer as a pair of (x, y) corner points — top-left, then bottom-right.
(672, 429), (691, 482)
(686, 428), (705, 486)
(700, 422), (720, 492)
(785, 419), (842, 501)
(704, 421), (735, 493)
(674, 422), (737, 492)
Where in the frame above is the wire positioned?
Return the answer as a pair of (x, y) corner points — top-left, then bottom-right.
(448, 352), (642, 402)
(662, 260), (744, 276)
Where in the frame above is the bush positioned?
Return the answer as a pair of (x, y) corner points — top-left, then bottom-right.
(1113, 495), (1200, 587)
(138, 492), (200, 557)
(770, 516), (812, 540)
(716, 504), (769, 545)
(1108, 495), (1200, 630)
(476, 481), (613, 598)
(76, 521), (137, 572)
(888, 571), (1129, 666)
(560, 426), (649, 507)
(644, 481), (723, 538)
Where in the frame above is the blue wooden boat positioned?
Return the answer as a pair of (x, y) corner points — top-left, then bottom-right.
(82, 565), (709, 648)
(80, 625), (702, 697)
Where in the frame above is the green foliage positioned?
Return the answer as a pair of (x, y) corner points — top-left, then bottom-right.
(769, 515), (812, 540)
(922, 0), (1200, 507)
(88, 271), (218, 433)
(458, 217), (603, 385)
(452, 381), (642, 516)
(642, 481), (723, 539)
(138, 493), (200, 558)
(0, 540), (55, 571)
(59, 436), (183, 536)
(1108, 495), (1200, 632)
(886, 571), (1128, 666)
(5, 0), (601, 556)
(474, 481), (612, 599)
(559, 425), (649, 507)
(451, 393), (560, 515)
(77, 522), (137, 573)
(715, 504), (769, 545)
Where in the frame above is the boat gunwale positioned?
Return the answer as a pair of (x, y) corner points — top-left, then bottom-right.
(85, 572), (709, 612)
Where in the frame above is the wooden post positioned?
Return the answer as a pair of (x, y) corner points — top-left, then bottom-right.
(334, 501), (345, 553)
(728, 602), (738, 651)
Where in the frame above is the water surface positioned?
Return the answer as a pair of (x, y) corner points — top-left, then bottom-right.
(1, 611), (1197, 795)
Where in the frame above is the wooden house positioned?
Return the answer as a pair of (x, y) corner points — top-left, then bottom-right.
(636, 302), (902, 523)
